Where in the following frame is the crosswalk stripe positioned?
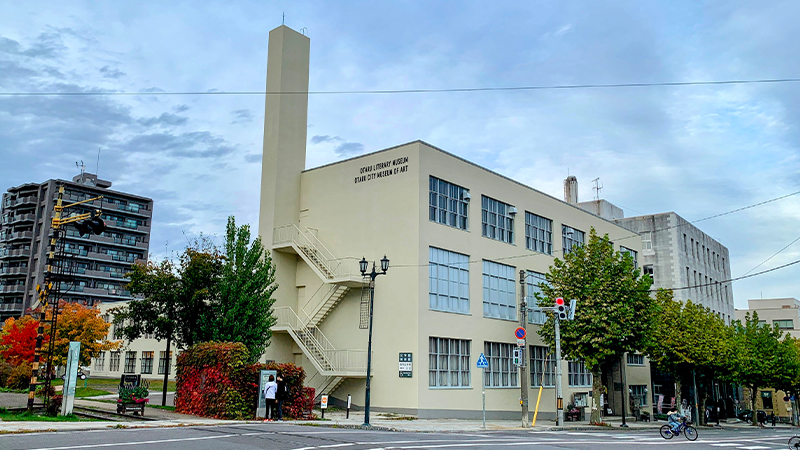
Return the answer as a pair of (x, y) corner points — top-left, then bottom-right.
(735, 447), (772, 449)
(710, 444), (741, 447)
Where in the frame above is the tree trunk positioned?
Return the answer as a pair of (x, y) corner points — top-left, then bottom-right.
(751, 386), (758, 426)
(675, 378), (682, 414)
(591, 367), (603, 424)
(698, 384), (707, 426)
(162, 336), (171, 407)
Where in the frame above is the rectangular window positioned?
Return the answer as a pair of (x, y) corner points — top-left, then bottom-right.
(524, 212), (552, 255)
(630, 385), (648, 406)
(641, 231), (652, 250)
(774, 319), (794, 330)
(644, 265), (654, 281)
(482, 260), (516, 320)
(94, 352), (105, 372)
(124, 351), (137, 373)
(429, 176), (468, 230)
(429, 247), (470, 314)
(568, 360), (592, 387)
(429, 337), (471, 388)
(526, 271), (548, 325)
(691, 238), (695, 257)
(562, 225), (585, 255)
(109, 351), (121, 372)
(141, 351), (154, 374)
(158, 351), (173, 375)
(683, 234), (687, 253)
(627, 353), (645, 365)
(481, 196), (514, 244)
(530, 345), (556, 387)
(483, 342), (518, 388)
(620, 246), (638, 269)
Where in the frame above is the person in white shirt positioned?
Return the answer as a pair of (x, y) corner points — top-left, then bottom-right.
(263, 375), (278, 420)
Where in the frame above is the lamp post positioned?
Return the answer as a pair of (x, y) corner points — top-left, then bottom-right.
(359, 255), (389, 427)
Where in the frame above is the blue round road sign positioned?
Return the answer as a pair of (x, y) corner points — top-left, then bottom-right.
(515, 327), (526, 339)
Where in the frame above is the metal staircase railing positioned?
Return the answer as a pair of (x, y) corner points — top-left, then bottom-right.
(274, 306), (367, 375)
(273, 225), (356, 281)
(302, 284), (351, 328)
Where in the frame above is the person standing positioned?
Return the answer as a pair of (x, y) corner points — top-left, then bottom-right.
(276, 373), (287, 421)
(263, 375), (278, 420)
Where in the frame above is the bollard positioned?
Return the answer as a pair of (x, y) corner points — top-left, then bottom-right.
(347, 394), (352, 419)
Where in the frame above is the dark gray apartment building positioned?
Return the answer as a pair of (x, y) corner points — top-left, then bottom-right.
(0, 172), (152, 321)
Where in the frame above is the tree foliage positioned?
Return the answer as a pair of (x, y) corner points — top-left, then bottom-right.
(536, 228), (655, 424)
(45, 301), (121, 367)
(112, 216), (277, 362)
(0, 315), (41, 365)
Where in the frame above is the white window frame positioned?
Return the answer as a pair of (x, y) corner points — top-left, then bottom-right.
(627, 353), (645, 366)
(481, 196), (514, 244)
(482, 260), (517, 320)
(526, 271), (548, 325)
(774, 319), (794, 330)
(429, 176), (469, 230)
(483, 342), (519, 388)
(562, 225), (585, 255)
(620, 246), (638, 269)
(568, 360), (593, 387)
(524, 212), (552, 255)
(429, 337), (471, 388)
(641, 231), (652, 250)
(429, 247), (470, 314)
(530, 345), (556, 387)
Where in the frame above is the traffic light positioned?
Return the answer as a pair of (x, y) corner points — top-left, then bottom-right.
(556, 297), (568, 320)
(568, 299), (577, 320)
(75, 211), (106, 237)
(513, 348), (521, 366)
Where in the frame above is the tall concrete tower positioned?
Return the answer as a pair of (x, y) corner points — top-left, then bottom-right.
(258, 25), (310, 332)
(564, 176), (578, 204)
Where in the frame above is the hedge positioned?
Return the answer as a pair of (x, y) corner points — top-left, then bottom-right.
(175, 341), (311, 419)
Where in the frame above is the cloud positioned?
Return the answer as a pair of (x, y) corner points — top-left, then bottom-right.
(230, 108), (253, 124)
(334, 142), (364, 156)
(310, 134), (343, 144)
(172, 104), (190, 113)
(120, 131), (234, 158)
(137, 112), (188, 128)
(99, 65), (125, 79)
(244, 153), (262, 163)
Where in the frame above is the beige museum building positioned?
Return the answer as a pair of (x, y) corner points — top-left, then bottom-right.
(257, 25), (651, 420)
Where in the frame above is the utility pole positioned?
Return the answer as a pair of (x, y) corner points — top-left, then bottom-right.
(519, 271), (529, 428)
(554, 316), (564, 426)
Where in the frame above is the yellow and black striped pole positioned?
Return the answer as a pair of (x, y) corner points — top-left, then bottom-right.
(26, 186), (64, 412)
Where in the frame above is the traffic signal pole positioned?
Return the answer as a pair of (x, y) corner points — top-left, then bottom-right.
(554, 316), (564, 427)
(518, 271), (529, 428)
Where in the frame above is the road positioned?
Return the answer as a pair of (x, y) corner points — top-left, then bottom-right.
(1, 423), (796, 450)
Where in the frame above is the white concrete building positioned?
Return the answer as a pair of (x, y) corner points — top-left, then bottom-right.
(736, 297), (800, 338)
(257, 25), (651, 419)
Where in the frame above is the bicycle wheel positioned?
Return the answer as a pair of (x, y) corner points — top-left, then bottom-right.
(684, 425), (698, 441)
(788, 435), (800, 450)
(660, 425), (674, 439)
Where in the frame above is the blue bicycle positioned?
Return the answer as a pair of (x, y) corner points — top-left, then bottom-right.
(660, 418), (698, 441)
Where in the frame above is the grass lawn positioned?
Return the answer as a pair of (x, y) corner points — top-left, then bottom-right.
(75, 387), (112, 398)
(0, 408), (99, 422)
(51, 377), (177, 391)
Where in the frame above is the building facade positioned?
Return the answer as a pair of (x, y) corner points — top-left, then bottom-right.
(257, 25), (651, 419)
(613, 212), (734, 324)
(90, 301), (177, 381)
(735, 298), (800, 338)
(0, 173), (153, 321)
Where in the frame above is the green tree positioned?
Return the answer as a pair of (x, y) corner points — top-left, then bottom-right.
(729, 312), (793, 426)
(537, 228), (655, 424)
(646, 290), (733, 424)
(208, 216), (277, 363)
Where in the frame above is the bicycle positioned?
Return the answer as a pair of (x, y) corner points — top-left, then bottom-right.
(789, 435), (800, 450)
(660, 418), (698, 441)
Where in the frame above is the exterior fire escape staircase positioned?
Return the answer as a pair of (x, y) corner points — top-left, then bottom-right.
(272, 224), (367, 399)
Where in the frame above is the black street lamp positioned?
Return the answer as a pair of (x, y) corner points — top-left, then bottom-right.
(360, 255), (389, 427)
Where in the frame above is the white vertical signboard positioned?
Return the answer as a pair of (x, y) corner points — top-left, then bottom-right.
(61, 341), (81, 416)
(256, 369), (277, 419)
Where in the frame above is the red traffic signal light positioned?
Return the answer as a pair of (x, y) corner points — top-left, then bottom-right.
(555, 297), (565, 306)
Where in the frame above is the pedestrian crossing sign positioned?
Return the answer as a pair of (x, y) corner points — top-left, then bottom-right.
(476, 353), (489, 369)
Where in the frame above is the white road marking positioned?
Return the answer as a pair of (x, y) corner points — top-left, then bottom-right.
(735, 447), (772, 450)
(27, 433), (241, 450)
(710, 444), (742, 447)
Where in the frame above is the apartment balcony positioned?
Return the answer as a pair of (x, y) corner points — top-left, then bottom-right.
(114, 203), (153, 218)
(0, 285), (26, 294)
(0, 267), (27, 276)
(15, 196), (37, 206)
(10, 214), (35, 224)
(6, 231), (33, 242)
(107, 289), (131, 298)
(0, 248), (31, 259)
(0, 302), (23, 313)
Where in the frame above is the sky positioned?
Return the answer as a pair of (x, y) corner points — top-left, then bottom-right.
(1, 1), (798, 309)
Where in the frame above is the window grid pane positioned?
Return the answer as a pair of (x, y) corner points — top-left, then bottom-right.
(429, 337), (471, 387)
(429, 176), (468, 230)
(526, 271), (549, 325)
(568, 360), (593, 387)
(483, 341), (519, 388)
(429, 247), (470, 314)
(562, 225), (585, 255)
(481, 196), (514, 244)
(530, 345), (556, 387)
(524, 212), (553, 255)
(482, 260), (516, 320)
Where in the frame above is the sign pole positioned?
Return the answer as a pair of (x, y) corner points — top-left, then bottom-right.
(482, 368), (486, 429)
(554, 317), (564, 427)
(518, 270), (529, 428)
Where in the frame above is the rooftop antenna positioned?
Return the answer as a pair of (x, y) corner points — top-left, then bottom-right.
(301, 27), (308, 36)
(76, 160), (85, 183)
(282, 12), (285, 25)
(592, 177), (603, 201)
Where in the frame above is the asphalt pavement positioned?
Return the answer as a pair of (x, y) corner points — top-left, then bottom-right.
(1, 422), (798, 450)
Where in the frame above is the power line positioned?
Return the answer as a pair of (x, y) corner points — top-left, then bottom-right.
(390, 188), (800, 269)
(3, 77), (800, 97)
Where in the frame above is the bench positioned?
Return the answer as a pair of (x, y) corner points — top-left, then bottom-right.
(117, 402), (146, 416)
(565, 410), (581, 422)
